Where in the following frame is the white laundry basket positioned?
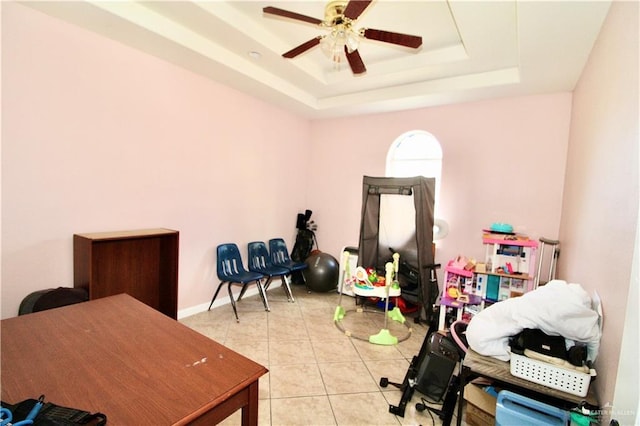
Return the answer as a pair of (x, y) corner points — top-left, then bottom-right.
(510, 353), (590, 397)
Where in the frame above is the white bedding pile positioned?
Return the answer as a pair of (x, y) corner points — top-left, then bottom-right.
(466, 280), (601, 362)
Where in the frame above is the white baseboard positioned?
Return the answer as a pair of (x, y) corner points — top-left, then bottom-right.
(177, 283), (279, 320)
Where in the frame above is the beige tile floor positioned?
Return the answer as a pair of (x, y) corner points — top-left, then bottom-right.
(180, 284), (466, 426)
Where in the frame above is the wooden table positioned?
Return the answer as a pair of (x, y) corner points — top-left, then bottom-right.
(457, 349), (598, 425)
(1, 294), (268, 425)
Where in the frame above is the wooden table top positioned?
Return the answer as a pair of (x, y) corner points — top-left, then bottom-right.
(1, 294), (268, 425)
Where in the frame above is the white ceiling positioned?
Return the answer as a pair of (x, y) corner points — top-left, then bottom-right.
(25, 1), (612, 119)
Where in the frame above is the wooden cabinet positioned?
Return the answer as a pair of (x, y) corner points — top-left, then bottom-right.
(74, 228), (179, 319)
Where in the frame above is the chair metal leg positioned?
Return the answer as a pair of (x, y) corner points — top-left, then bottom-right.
(256, 280), (271, 312)
(301, 270), (312, 293)
(228, 282), (240, 322)
(208, 282), (226, 310)
(263, 276), (274, 292)
(282, 275), (295, 303)
(238, 282), (250, 301)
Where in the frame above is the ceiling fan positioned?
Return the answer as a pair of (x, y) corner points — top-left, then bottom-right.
(263, 1), (423, 75)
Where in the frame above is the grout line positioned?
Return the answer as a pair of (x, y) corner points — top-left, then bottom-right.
(192, 287), (447, 426)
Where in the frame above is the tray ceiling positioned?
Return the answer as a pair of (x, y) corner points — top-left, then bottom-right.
(24, 1), (612, 119)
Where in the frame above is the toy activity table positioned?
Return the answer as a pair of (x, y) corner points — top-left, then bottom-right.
(334, 251), (412, 345)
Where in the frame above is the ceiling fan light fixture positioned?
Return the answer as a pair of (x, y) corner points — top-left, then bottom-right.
(320, 26), (360, 66)
(345, 29), (360, 53)
(263, 1), (420, 75)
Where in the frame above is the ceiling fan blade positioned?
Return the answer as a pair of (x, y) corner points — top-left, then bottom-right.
(263, 6), (323, 25)
(343, 0), (373, 20)
(345, 47), (366, 75)
(363, 28), (423, 49)
(283, 37), (322, 58)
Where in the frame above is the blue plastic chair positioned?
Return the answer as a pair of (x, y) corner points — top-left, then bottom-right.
(209, 243), (269, 322)
(269, 238), (308, 273)
(248, 241), (295, 302)
(269, 238), (308, 287)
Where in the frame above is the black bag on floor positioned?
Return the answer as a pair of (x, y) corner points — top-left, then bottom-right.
(1, 396), (107, 425)
(19, 287), (89, 315)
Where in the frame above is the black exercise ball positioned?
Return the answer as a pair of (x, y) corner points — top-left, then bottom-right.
(304, 252), (339, 292)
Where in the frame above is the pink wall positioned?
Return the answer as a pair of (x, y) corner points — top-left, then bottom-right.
(3, 0), (573, 317)
(308, 94), (572, 270)
(559, 1), (639, 420)
(1, 2), (310, 318)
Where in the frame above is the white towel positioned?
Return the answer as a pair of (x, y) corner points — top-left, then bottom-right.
(466, 280), (601, 362)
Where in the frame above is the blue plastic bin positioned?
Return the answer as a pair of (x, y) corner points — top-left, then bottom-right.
(496, 390), (570, 426)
